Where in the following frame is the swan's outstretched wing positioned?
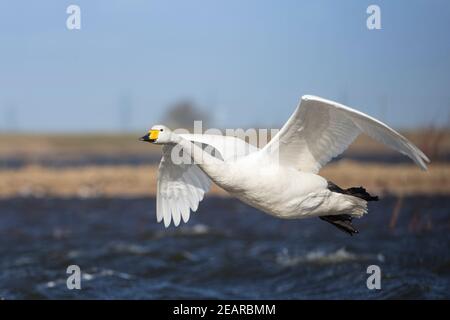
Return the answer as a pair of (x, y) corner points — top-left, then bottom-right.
(157, 145), (211, 227)
(157, 135), (257, 227)
(261, 95), (429, 173)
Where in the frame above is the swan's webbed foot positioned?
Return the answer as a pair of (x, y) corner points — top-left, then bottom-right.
(319, 214), (359, 236)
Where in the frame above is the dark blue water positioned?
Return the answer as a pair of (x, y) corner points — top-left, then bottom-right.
(0, 196), (449, 299)
(1, 153), (449, 169)
(0, 154), (161, 169)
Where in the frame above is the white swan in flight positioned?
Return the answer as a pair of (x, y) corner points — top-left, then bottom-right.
(140, 95), (429, 235)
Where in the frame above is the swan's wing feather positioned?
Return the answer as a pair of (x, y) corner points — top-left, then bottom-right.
(262, 95), (429, 173)
(157, 134), (258, 227)
(157, 145), (211, 227)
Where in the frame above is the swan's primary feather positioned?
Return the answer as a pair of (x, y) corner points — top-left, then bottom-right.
(261, 95), (429, 173)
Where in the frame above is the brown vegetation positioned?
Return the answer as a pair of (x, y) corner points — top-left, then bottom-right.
(0, 161), (448, 198)
(0, 131), (448, 198)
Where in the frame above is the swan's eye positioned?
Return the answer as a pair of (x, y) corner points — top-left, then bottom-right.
(160, 129), (164, 132)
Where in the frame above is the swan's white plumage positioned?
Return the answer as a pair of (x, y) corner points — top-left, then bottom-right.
(180, 133), (259, 161)
(156, 135), (257, 227)
(262, 95), (429, 173)
(151, 95), (429, 228)
(157, 146), (209, 227)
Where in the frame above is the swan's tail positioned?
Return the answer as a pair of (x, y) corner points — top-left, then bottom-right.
(327, 181), (379, 201)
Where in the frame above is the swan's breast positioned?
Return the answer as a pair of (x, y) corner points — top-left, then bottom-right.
(217, 162), (327, 217)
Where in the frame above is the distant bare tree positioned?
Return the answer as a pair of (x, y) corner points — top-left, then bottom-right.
(417, 108), (450, 162)
(162, 100), (211, 131)
(118, 94), (132, 133)
(419, 126), (448, 162)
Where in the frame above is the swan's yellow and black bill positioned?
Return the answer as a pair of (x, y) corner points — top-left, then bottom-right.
(139, 130), (159, 143)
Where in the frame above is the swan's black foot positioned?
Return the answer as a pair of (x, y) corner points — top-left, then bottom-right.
(319, 214), (359, 236)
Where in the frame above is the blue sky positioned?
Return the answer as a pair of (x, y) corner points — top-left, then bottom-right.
(0, 0), (449, 132)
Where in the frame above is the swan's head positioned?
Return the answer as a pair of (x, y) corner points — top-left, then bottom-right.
(139, 125), (173, 144)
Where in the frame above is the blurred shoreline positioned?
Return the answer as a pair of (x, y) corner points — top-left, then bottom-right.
(0, 161), (448, 198)
(0, 131), (449, 198)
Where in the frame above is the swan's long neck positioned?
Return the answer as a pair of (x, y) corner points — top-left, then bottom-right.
(171, 134), (226, 181)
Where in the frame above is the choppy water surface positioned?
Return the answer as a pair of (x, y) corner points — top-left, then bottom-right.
(0, 196), (449, 299)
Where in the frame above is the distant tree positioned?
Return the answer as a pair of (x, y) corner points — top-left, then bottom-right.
(118, 94), (132, 133)
(162, 100), (211, 131)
